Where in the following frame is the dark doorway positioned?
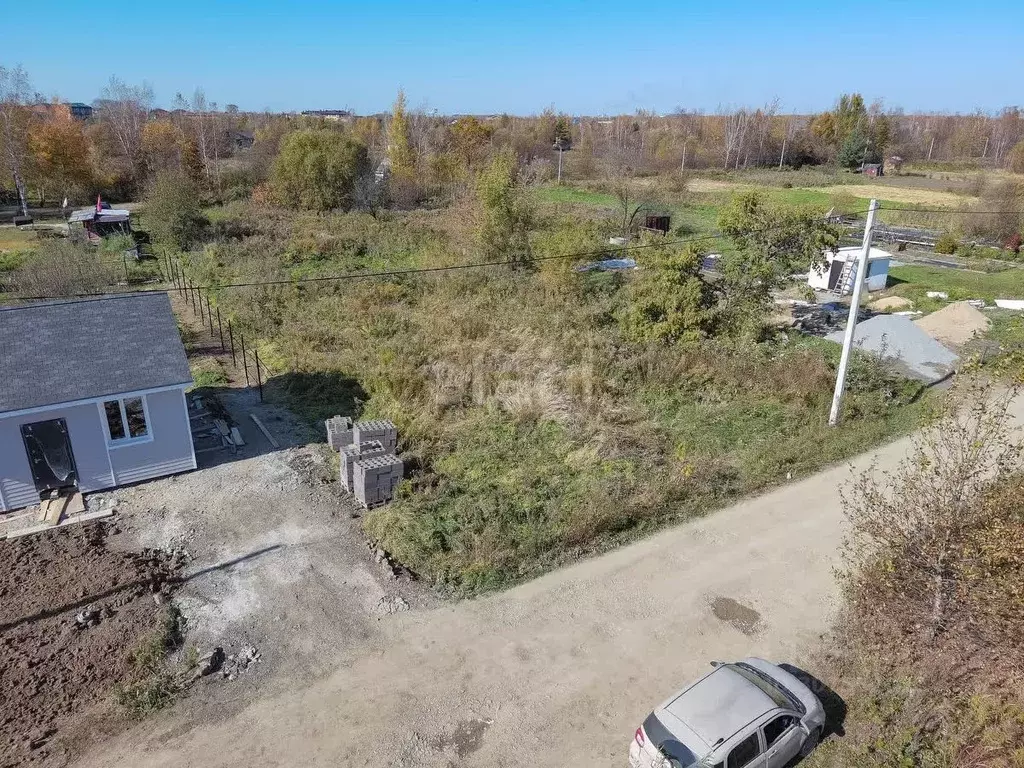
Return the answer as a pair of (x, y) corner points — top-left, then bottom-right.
(21, 419), (79, 496)
(827, 259), (844, 290)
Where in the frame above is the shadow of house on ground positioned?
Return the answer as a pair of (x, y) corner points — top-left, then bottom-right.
(265, 370), (368, 426)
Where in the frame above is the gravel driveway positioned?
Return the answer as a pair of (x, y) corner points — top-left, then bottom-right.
(72, 395), (1024, 768)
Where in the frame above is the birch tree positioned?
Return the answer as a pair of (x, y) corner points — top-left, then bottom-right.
(97, 76), (153, 177)
(0, 65), (34, 217)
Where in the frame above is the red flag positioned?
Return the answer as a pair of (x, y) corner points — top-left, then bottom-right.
(96, 194), (102, 213)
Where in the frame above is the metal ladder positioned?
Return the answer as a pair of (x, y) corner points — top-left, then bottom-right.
(831, 260), (858, 296)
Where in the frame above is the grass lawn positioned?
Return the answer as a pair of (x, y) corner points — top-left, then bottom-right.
(0, 226), (39, 253)
(887, 264), (1024, 311)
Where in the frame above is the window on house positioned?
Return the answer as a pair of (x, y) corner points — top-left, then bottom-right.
(103, 396), (149, 443)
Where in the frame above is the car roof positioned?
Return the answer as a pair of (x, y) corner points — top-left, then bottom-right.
(661, 665), (780, 749)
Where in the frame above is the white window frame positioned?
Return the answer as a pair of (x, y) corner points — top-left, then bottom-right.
(99, 395), (154, 448)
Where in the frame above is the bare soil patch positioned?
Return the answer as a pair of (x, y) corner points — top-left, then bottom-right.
(0, 522), (181, 768)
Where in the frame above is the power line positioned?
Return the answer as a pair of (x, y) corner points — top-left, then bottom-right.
(879, 206), (1022, 215)
(173, 234), (730, 291)
(10, 234), (724, 301)
(3, 207), (876, 302)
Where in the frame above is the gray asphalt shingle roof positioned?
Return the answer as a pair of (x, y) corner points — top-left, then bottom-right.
(0, 293), (192, 415)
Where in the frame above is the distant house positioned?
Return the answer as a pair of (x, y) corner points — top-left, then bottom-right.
(808, 246), (892, 295)
(861, 162), (884, 177)
(68, 102), (93, 120)
(374, 157), (391, 184)
(0, 293), (196, 513)
(230, 130), (255, 149)
(68, 204), (132, 243)
(30, 101), (93, 120)
(301, 109), (354, 123)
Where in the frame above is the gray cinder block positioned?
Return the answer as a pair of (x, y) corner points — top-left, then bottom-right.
(326, 415), (354, 451)
(352, 453), (403, 507)
(354, 419), (398, 453)
(340, 440), (385, 491)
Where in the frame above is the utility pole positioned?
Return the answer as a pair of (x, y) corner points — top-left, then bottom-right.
(828, 199), (879, 427)
(553, 137), (571, 185)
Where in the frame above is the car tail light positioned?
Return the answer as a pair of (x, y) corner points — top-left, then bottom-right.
(635, 726), (645, 747)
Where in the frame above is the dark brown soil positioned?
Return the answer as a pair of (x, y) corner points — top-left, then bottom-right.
(0, 521), (181, 768)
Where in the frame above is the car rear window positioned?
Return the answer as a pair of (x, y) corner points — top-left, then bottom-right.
(643, 713), (700, 767)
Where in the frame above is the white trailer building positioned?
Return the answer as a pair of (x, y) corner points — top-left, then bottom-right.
(808, 246), (892, 295)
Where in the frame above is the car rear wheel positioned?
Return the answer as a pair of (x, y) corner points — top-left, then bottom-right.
(800, 727), (821, 757)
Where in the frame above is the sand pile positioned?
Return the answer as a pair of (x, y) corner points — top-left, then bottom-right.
(914, 301), (991, 347)
(871, 295), (914, 311)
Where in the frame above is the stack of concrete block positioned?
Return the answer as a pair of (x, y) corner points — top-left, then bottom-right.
(353, 419), (398, 453)
(353, 453), (404, 508)
(326, 416), (353, 451)
(339, 440), (386, 492)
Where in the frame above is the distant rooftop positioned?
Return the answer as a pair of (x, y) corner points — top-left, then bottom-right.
(301, 109), (353, 117)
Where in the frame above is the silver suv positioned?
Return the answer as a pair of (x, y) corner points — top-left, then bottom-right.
(629, 658), (826, 768)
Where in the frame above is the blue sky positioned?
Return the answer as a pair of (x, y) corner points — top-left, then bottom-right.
(2, 0), (1020, 115)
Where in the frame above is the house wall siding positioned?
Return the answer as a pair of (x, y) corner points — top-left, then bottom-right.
(107, 389), (196, 485)
(0, 387), (196, 513)
(0, 402), (114, 512)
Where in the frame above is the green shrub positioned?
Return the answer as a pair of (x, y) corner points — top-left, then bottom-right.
(144, 172), (208, 250)
(271, 129), (370, 212)
(934, 232), (960, 254)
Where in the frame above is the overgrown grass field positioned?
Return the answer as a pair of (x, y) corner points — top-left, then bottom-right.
(176, 193), (932, 593)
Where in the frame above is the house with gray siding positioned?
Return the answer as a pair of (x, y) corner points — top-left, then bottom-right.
(0, 293), (196, 513)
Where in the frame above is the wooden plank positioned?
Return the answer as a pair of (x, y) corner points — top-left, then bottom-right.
(65, 492), (85, 517)
(214, 419), (230, 436)
(3, 509), (115, 540)
(249, 414), (280, 449)
(42, 497), (65, 525)
(230, 427), (245, 447)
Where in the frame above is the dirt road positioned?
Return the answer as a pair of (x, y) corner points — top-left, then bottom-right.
(77, 397), (1024, 768)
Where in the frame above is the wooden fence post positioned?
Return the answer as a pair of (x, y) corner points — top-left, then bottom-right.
(216, 307), (225, 352)
(228, 320), (237, 366)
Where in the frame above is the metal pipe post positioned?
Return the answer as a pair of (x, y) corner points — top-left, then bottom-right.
(217, 308), (225, 351)
(828, 199), (879, 426)
(206, 294), (214, 336)
(228, 321), (236, 366)
(240, 334), (250, 386)
(254, 347), (264, 402)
